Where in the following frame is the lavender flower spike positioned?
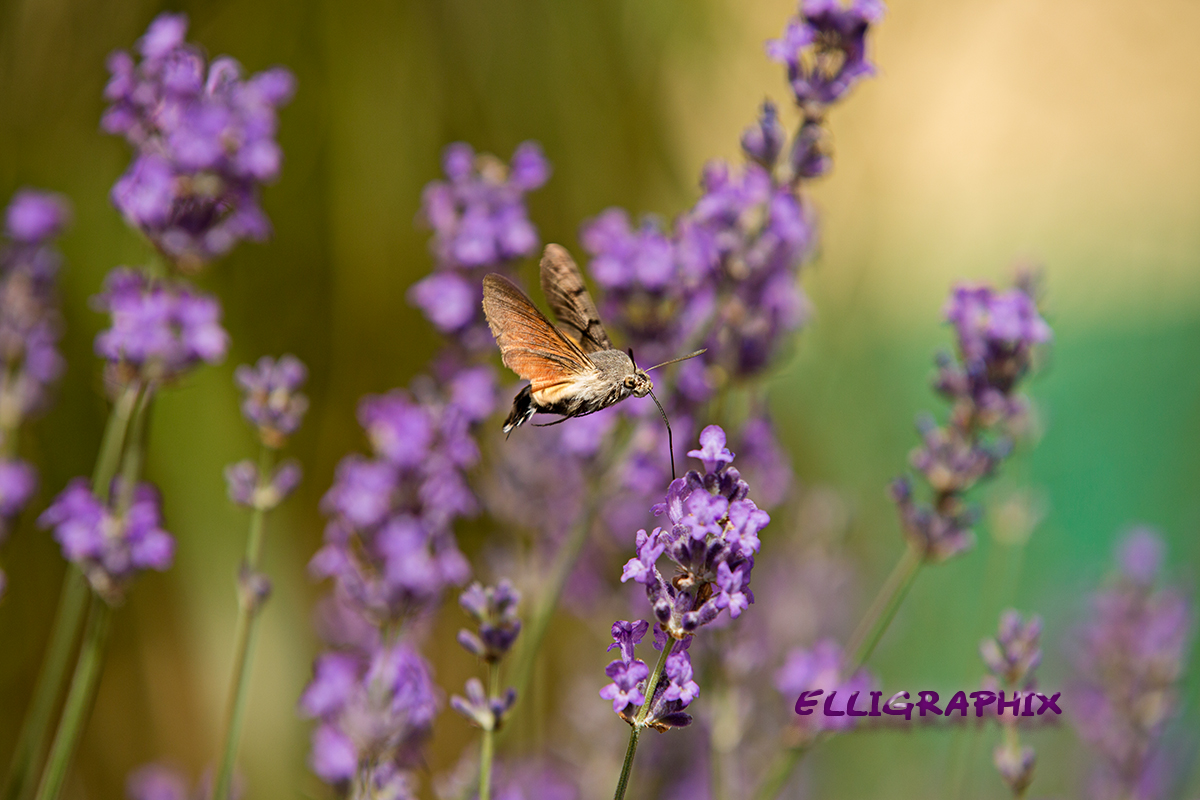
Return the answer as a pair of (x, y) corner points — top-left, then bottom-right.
(234, 354), (309, 448)
(103, 12), (295, 269)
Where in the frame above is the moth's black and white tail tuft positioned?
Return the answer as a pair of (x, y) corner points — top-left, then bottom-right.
(502, 384), (537, 434)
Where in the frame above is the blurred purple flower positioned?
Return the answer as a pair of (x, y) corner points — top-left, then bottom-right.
(126, 763), (188, 800)
(775, 639), (875, 735)
(39, 477), (174, 603)
(488, 759), (579, 800)
(5, 189), (70, 244)
(1069, 528), (1192, 800)
(299, 642), (439, 788)
(103, 12), (294, 268)
(457, 580), (522, 662)
(980, 609), (1042, 687)
(93, 267), (228, 384)
(766, 0), (884, 108)
(234, 354), (309, 447)
(893, 277), (1050, 561)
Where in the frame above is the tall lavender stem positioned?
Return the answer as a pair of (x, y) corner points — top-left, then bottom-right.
(34, 385), (153, 800)
(212, 445), (274, 800)
(3, 381), (141, 800)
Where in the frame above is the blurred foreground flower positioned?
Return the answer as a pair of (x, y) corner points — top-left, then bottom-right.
(1070, 528), (1192, 800)
(102, 12), (295, 270)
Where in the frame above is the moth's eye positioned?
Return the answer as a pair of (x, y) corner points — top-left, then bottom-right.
(623, 376), (636, 389)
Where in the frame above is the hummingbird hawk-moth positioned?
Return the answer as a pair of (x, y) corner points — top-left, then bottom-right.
(482, 244), (703, 477)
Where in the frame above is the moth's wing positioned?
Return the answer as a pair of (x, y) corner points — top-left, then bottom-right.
(539, 244), (613, 353)
(482, 273), (599, 393)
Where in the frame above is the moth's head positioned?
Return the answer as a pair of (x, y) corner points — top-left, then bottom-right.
(624, 369), (653, 398)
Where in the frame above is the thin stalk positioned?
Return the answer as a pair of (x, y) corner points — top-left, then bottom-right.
(212, 447), (276, 800)
(504, 494), (598, 715)
(478, 662), (500, 800)
(752, 542), (924, 800)
(751, 744), (809, 800)
(3, 382), (142, 800)
(32, 595), (113, 800)
(612, 639), (674, 800)
(845, 542), (923, 673)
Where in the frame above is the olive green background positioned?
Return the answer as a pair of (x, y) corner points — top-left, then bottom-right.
(1, 0), (1198, 797)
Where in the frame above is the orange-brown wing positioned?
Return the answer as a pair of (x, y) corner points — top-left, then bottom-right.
(539, 244), (612, 353)
(482, 273), (599, 392)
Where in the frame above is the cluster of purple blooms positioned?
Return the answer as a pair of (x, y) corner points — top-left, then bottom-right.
(0, 190), (71, 593)
(981, 610), (1043, 796)
(450, 581), (522, 732)
(224, 355), (308, 512)
(603, 427), (769, 729)
(38, 479), (174, 604)
(891, 279), (1051, 561)
(92, 267), (229, 387)
(409, 142), (550, 350)
(1069, 529), (1193, 800)
(102, 13), (295, 270)
(774, 639), (874, 739)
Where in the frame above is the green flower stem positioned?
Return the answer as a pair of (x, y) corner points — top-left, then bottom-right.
(612, 638), (675, 800)
(752, 542), (923, 800)
(479, 662), (500, 800)
(3, 382), (142, 800)
(751, 743), (810, 800)
(845, 541), (923, 673)
(213, 446), (277, 800)
(32, 595), (113, 800)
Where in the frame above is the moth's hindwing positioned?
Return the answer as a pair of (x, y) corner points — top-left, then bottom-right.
(481, 273), (599, 394)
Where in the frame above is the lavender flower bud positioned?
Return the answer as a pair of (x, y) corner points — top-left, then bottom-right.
(980, 609), (1042, 687)
(740, 101), (786, 167)
(766, 0), (885, 110)
(234, 354), (309, 448)
(992, 741), (1036, 796)
(457, 580), (522, 662)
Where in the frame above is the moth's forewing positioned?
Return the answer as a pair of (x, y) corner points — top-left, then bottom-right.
(481, 274), (599, 393)
(539, 244), (613, 353)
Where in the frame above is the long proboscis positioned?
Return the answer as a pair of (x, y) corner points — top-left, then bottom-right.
(646, 388), (676, 481)
(645, 349), (707, 373)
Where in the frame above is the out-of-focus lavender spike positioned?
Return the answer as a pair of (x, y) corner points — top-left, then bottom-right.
(103, 12), (295, 270)
(233, 354), (309, 448)
(1069, 527), (1192, 800)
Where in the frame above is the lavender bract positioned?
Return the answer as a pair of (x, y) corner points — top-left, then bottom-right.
(103, 13), (295, 270)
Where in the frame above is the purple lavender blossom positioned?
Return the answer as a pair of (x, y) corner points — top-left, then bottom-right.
(766, 0), (885, 109)
(0, 189), (70, 425)
(980, 609), (1042, 687)
(102, 13), (295, 269)
(620, 427), (769, 639)
(409, 142), (550, 348)
(892, 277), (1050, 561)
(456, 580), (522, 662)
(1069, 528), (1192, 800)
(310, 382), (480, 621)
(600, 621), (651, 715)
(449, 676), (516, 731)
(488, 759), (579, 800)
(39, 477), (174, 603)
(93, 267), (229, 385)
(604, 427), (770, 732)
(234, 354), (309, 447)
(775, 639), (874, 736)
(224, 459), (301, 509)
(126, 764), (188, 800)
(298, 643), (439, 788)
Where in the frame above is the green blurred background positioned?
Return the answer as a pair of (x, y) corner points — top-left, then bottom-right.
(1, 0), (1198, 797)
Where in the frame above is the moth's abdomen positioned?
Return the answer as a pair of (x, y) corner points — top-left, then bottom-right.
(503, 385), (537, 433)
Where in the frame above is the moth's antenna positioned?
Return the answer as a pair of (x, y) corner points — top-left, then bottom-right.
(647, 388), (675, 481)
(646, 349), (707, 372)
